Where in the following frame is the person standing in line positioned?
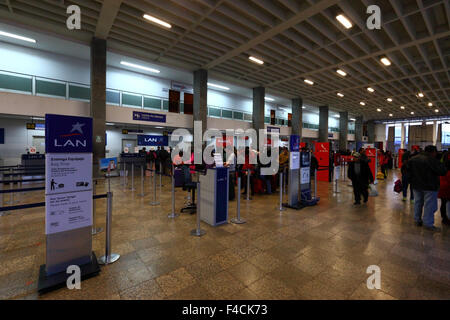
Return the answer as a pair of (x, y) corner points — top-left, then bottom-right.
(401, 150), (414, 202)
(438, 151), (450, 226)
(348, 152), (374, 205)
(407, 145), (447, 231)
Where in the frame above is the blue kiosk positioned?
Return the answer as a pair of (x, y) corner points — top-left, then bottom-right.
(199, 167), (229, 226)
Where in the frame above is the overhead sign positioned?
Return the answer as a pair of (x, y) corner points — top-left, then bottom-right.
(45, 114), (92, 153)
(0, 128), (3, 144)
(133, 111), (166, 123)
(100, 157), (117, 172)
(137, 135), (168, 146)
(26, 123), (36, 130)
(267, 126), (280, 133)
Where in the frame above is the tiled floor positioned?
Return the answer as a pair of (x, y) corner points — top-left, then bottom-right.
(1, 169), (449, 300)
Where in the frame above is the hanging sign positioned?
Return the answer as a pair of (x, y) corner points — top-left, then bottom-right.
(133, 111), (166, 123)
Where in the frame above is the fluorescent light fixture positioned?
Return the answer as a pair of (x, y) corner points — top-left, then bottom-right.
(302, 106), (306, 109)
(265, 97), (275, 102)
(249, 56), (264, 65)
(155, 126), (164, 129)
(428, 102), (433, 107)
(377, 108), (382, 112)
(336, 69), (347, 77)
(143, 14), (172, 28)
(380, 57), (391, 66)
(350, 118), (356, 121)
(367, 87), (375, 93)
(335, 115), (341, 118)
(120, 61), (160, 73)
(304, 79), (314, 85)
(337, 93), (344, 97)
(417, 92), (424, 98)
(400, 106), (405, 110)
(207, 82), (230, 91)
(360, 102), (366, 106)
(426, 121), (434, 125)
(32, 117), (45, 121)
(387, 98), (393, 102)
(336, 14), (352, 29)
(106, 122), (115, 126)
(0, 30), (36, 43)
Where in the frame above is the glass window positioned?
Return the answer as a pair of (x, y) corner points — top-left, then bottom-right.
(122, 93), (142, 107)
(36, 79), (66, 97)
(106, 90), (120, 105)
(162, 100), (169, 111)
(244, 113), (252, 121)
(143, 97), (161, 110)
(222, 110), (233, 119)
(209, 107), (221, 117)
(233, 111), (243, 120)
(69, 84), (90, 101)
(0, 72), (32, 93)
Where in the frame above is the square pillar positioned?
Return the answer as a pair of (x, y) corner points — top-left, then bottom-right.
(291, 98), (303, 138)
(355, 116), (363, 145)
(339, 111), (348, 151)
(252, 87), (265, 143)
(90, 37), (106, 176)
(319, 106), (329, 142)
(193, 69), (208, 136)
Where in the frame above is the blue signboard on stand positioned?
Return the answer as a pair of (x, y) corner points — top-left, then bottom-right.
(137, 135), (168, 146)
(45, 114), (92, 153)
(133, 111), (166, 123)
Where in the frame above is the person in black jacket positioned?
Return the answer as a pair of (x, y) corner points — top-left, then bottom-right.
(407, 145), (447, 231)
(348, 152), (374, 205)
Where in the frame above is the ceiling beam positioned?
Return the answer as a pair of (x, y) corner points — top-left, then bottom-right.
(95, 0), (123, 39)
(202, 0), (340, 69)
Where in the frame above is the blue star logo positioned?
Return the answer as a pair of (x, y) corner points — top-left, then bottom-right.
(70, 122), (85, 134)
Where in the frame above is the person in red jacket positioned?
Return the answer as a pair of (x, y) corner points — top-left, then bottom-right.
(438, 152), (450, 226)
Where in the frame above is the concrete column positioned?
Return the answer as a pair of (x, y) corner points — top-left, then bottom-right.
(367, 120), (375, 143)
(252, 87), (265, 144)
(355, 116), (363, 145)
(319, 106), (329, 142)
(432, 121), (438, 146)
(291, 97), (303, 138)
(193, 69), (208, 136)
(90, 37), (106, 176)
(339, 111), (348, 151)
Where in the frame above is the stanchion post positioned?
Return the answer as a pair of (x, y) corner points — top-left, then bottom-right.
(246, 168), (251, 201)
(314, 169), (318, 200)
(150, 167), (160, 206)
(138, 165), (145, 197)
(9, 168), (13, 205)
(98, 192), (120, 265)
(168, 165), (179, 219)
(130, 163), (135, 191)
(159, 162), (163, 189)
(279, 173), (286, 211)
(231, 177), (246, 224)
(191, 181), (206, 236)
(92, 180), (103, 235)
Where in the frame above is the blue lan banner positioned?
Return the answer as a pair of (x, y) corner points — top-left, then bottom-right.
(45, 114), (93, 153)
(290, 135), (300, 152)
(138, 135), (168, 146)
(0, 128), (4, 144)
(133, 111), (166, 123)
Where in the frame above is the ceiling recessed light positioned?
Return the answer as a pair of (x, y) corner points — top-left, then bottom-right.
(411, 112), (415, 115)
(302, 106), (306, 109)
(389, 114), (393, 117)
(265, 97), (275, 102)
(350, 118), (356, 121)
(304, 79), (314, 85)
(120, 61), (160, 73)
(377, 108), (381, 112)
(249, 56), (264, 65)
(360, 102), (366, 106)
(428, 102), (433, 107)
(400, 106), (405, 110)
(0, 30), (36, 43)
(417, 92), (424, 98)
(337, 93), (344, 97)
(336, 14), (353, 29)
(387, 98), (393, 102)
(367, 87), (375, 93)
(207, 83), (230, 91)
(143, 14), (172, 28)
(336, 69), (347, 77)
(380, 57), (391, 66)
(435, 109), (439, 113)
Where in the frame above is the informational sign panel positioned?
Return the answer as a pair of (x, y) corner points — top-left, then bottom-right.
(214, 153), (223, 168)
(124, 147), (129, 153)
(134, 146), (139, 153)
(29, 146), (37, 154)
(137, 135), (168, 146)
(300, 167), (310, 184)
(290, 152), (300, 170)
(100, 157), (118, 172)
(133, 111), (166, 123)
(314, 142), (330, 182)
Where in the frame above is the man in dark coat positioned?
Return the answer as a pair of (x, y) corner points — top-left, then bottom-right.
(348, 152), (374, 205)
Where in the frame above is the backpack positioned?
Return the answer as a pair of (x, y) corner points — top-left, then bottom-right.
(394, 179), (403, 193)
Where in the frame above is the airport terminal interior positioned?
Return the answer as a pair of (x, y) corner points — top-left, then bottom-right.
(0, 0), (449, 301)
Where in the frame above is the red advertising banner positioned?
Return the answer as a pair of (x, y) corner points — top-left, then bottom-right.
(183, 93), (193, 115)
(314, 142), (330, 182)
(366, 148), (377, 180)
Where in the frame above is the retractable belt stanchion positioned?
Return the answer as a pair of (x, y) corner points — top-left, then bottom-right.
(130, 163), (135, 191)
(279, 172), (286, 212)
(159, 162), (163, 189)
(231, 177), (246, 224)
(191, 181), (206, 237)
(246, 168), (251, 201)
(8, 168), (13, 205)
(92, 180), (103, 235)
(284, 167), (287, 195)
(314, 169), (318, 200)
(98, 191), (120, 265)
(150, 167), (160, 206)
(138, 165), (145, 197)
(167, 165), (179, 219)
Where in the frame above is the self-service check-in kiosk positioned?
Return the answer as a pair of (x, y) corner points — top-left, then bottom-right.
(199, 167), (229, 226)
(300, 151), (319, 206)
(286, 135), (302, 209)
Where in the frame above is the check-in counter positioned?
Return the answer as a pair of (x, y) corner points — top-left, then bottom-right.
(199, 167), (229, 226)
(119, 153), (146, 166)
(21, 154), (45, 172)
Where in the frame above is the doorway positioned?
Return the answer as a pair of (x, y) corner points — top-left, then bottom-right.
(32, 136), (45, 154)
